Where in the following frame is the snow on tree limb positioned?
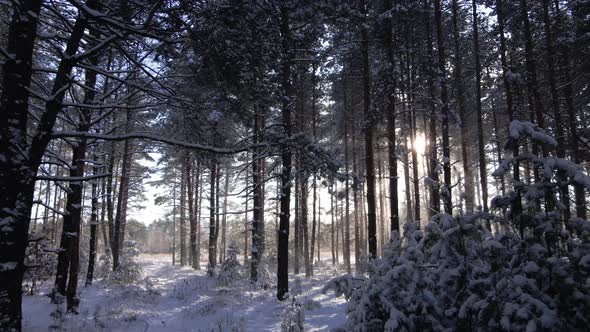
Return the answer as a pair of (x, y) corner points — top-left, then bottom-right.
(51, 131), (263, 154)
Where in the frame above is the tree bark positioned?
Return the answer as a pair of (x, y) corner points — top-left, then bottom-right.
(86, 157), (99, 287)
(542, 0), (568, 218)
(277, 4), (293, 301)
(310, 63), (318, 272)
(221, 164), (229, 262)
(179, 157), (187, 266)
(452, 0), (475, 214)
(294, 165), (300, 274)
(53, 1), (100, 312)
(386, 0), (401, 233)
(215, 164), (221, 263)
(113, 109), (133, 270)
(434, 0), (453, 215)
(84, 41), (101, 288)
(497, 0), (523, 229)
(343, 76), (352, 274)
(187, 153), (198, 269)
(424, 0), (440, 219)
(301, 175), (311, 277)
(361, 2), (377, 258)
(251, 112), (265, 282)
(472, 0), (489, 214)
(556, 1), (586, 219)
(195, 166), (203, 269)
(208, 162), (217, 269)
(331, 183), (336, 265)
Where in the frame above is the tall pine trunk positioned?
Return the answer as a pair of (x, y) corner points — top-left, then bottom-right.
(179, 157), (187, 266)
(361, 2), (377, 258)
(384, 0), (399, 235)
(113, 109), (133, 270)
(434, 0), (453, 215)
(472, 0), (489, 215)
(277, 5), (293, 301)
(452, 0), (475, 214)
(195, 166), (203, 269)
(301, 175), (311, 277)
(251, 113), (265, 282)
(344, 94), (352, 273)
(542, 0), (568, 220)
(220, 164), (229, 262)
(497, 0), (523, 228)
(208, 162), (217, 269)
(84, 43), (101, 288)
(424, 0), (440, 219)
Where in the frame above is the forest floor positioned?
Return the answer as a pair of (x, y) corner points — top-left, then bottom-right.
(22, 254), (347, 331)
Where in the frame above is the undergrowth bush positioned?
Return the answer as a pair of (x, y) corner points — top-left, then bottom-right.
(339, 122), (590, 331)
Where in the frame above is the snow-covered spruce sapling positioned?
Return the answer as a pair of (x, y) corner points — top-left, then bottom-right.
(24, 236), (56, 295)
(281, 296), (305, 332)
(217, 242), (243, 287)
(95, 252), (113, 280)
(107, 240), (142, 286)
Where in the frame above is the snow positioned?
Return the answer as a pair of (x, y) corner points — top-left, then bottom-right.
(509, 120), (558, 147)
(0, 262), (18, 271)
(22, 254), (347, 331)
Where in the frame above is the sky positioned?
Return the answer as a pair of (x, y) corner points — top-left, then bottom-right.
(128, 153), (167, 224)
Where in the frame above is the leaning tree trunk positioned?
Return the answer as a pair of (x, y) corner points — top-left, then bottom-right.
(0, 0), (42, 316)
(0, 0), (94, 328)
(48, 13), (93, 302)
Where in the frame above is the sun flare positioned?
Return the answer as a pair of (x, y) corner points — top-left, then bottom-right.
(411, 133), (427, 154)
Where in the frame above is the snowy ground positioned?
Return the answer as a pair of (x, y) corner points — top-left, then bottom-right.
(23, 255), (347, 331)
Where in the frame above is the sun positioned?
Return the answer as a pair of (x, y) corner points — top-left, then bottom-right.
(412, 133), (427, 154)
